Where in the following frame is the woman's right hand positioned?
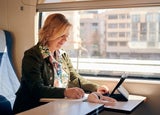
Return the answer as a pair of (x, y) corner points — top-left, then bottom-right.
(64, 87), (85, 99)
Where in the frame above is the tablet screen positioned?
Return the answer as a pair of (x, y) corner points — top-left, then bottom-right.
(109, 73), (128, 96)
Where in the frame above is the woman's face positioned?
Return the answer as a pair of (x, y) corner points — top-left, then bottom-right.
(48, 27), (70, 52)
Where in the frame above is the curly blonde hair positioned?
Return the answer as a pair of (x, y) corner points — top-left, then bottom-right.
(39, 13), (71, 45)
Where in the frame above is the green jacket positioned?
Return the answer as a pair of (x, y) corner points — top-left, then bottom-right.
(13, 43), (98, 114)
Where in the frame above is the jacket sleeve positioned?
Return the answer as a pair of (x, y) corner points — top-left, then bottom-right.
(21, 47), (65, 99)
(62, 52), (99, 92)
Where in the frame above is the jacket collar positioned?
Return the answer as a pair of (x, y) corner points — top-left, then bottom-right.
(39, 44), (50, 59)
(39, 44), (66, 59)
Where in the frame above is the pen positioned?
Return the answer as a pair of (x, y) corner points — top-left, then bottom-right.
(78, 78), (82, 88)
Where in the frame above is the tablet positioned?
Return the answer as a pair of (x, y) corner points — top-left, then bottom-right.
(104, 73), (129, 101)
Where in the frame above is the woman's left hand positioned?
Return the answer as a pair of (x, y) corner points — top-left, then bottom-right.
(87, 92), (117, 106)
(97, 85), (109, 94)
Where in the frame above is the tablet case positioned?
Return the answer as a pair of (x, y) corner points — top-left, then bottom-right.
(103, 73), (129, 101)
(110, 85), (129, 101)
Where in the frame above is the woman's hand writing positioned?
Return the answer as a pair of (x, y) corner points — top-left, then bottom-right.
(64, 87), (85, 99)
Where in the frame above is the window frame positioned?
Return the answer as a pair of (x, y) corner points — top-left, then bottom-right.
(37, 0), (160, 12)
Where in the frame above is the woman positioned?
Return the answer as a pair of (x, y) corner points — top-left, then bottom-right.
(13, 13), (113, 114)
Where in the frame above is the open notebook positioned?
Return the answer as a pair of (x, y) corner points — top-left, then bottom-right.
(40, 93), (89, 102)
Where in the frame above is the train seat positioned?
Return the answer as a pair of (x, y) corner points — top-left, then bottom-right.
(0, 30), (20, 110)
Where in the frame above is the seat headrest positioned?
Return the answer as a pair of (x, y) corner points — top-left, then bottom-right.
(0, 30), (7, 53)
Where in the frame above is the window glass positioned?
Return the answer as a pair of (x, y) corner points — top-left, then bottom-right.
(40, 7), (160, 79)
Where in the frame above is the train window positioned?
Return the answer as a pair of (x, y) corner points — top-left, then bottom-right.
(37, 0), (160, 79)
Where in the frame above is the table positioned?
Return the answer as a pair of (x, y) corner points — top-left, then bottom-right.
(16, 94), (146, 115)
(16, 100), (104, 115)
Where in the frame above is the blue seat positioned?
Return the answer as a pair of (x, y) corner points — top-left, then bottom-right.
(0, 95), (13, 115)
(0, 30), (20, 111)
